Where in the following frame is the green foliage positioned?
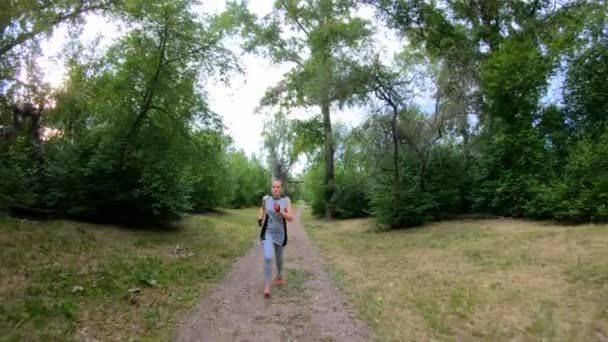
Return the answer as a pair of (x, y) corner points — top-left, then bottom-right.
(333, 168), (370, 219)
(481, 36), (553, 124)
(189, 131), (229, 212)
(0, 136), (44, 208)
(305, 158), (370, 219)
(424, 143), (469, 215)
(303, 161), (325, 216)
(370, 171), (435, 228)
(2, 0), (607, 229)
(333, 132), (371, 218)
(224, 150), (268, 208)
(0, 208), (256, 340)
(470, 33), (608, 221)
(291, 115), (324, 159)
(371, 0), (607, 227)
(0, 0), (253, 225)
(369, 142), (468, 228)
(471, 125), (552, 218)
(301, 90), (472, 228)
(0, 0), (116, 94)
(262, 111), (296, 182)
(240, 0), (375, 218)
(564, 38), (608, 135)
(551, 130), (608, 222)
(541, 36), (608, 222)
(303, 124), (371, 219)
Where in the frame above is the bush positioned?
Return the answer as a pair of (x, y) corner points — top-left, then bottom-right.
(189, 132), (229, 212)
(42, 127), (194, 225)
(551, 130), (608, 222)
(471, 124), (551, 218)
(334, 168), (370, 219)
(224, 150), (268, 208)
(424, 143), (469, 216)
(0, 136), (45, 209)
(368, 143), (467, 229)
(370, 174), (436, 229)
(303, 162), (326, 217)
(303, 158), (371, 219)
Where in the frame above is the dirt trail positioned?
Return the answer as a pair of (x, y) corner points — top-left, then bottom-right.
(174, 208), (369, 342)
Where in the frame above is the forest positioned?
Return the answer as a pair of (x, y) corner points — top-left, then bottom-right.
(1, 0), (607, 228)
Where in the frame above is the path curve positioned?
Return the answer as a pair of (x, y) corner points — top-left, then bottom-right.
(174, 208), (369, 342)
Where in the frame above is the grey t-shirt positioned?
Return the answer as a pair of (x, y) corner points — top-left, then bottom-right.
(260, 195), (289, 246)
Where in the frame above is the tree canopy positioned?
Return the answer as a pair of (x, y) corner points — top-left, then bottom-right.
(1, 0), (607, 227)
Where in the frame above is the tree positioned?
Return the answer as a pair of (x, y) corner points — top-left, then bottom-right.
(1, 0), (117, 126)
(545, 29), (608, 222)
(363, 104), (464, 227)
(224, 149), (269, 208)
(564, 34), (608, 137)
(1, 0), (244, 224)
(189, 130), (229, 211)
(262, 111), (296, 183)
(239, 0), (374, 218)
(372, 0), (602, 218)
(302, 122), (371, 218)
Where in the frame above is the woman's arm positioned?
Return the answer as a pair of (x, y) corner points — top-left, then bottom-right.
(257, 197), (266, 226)
(281, 198), (294, 222)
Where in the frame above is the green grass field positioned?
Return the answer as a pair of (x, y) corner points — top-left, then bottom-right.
(306, 212), (608, 341)
(0, 209), (257, 341)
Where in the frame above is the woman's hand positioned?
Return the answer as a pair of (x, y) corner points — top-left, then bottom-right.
(280, 199), (294, 222)
(258, 197), (266, 227)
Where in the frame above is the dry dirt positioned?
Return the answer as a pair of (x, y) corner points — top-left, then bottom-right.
(174, 208), (369, 342)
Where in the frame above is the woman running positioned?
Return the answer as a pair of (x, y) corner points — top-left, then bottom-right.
(257, 179), (293, 298)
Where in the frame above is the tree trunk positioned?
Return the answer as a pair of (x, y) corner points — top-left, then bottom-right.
(322, 100), (335, 219)
(319, 1), (335, 220)
(31, 106), (44, 162)
(391, 108), (400, 219)
(461, 125), (470, 168)
(122, 23), (168, 164)
(460, 123), (471, 210)
(419, 159), (427, 193)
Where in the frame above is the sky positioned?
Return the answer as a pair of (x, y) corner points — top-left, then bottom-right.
(34, 1), (448, 175)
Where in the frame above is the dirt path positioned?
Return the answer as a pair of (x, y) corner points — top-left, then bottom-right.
(174, 208), (369, 342)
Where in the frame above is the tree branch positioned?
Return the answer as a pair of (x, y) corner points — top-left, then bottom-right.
(1, 77), (40, 92)
(162, 40), (219, 66)
(125, 20), (169, 143)
(0, 1), (114, 58)
(281, 1), (311, 38)
(148, 105), (202, 148)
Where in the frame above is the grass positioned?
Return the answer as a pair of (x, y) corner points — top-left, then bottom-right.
(305, 211), (608, 341)
(0, 208), (257, 341)
(275, 268), (313, 298)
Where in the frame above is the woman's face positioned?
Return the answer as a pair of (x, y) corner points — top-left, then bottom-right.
(271, 181), (282, 198)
